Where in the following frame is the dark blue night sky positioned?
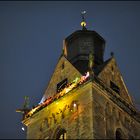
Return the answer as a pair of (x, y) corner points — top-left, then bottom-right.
(0, 1), (140, 139)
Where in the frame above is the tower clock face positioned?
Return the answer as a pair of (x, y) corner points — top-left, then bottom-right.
(79, 39), (93, 52)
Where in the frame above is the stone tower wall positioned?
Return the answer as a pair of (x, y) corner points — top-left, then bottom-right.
(92, 82), (140, 139)
(26, 82), (94, 139)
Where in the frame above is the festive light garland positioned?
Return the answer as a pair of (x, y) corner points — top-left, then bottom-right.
(25, 72), (90, 118)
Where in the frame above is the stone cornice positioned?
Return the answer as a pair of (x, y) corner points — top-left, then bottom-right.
(93, 75), (140, 123)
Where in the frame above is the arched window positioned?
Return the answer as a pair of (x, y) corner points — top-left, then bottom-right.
(115, 128), (123, 140)
(56, 128), (66, 140)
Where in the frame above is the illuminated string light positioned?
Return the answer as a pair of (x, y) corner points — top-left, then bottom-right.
(25, 72), (90, 118)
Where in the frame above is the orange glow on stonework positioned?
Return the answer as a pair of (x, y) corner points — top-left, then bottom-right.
(25, 72), (90, 118)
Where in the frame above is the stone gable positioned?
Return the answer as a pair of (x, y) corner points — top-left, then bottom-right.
(98, 57), (133, 105)
(41, 55), (82, 103)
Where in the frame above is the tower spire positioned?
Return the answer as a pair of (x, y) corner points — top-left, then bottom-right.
(81, 11), (87, 30)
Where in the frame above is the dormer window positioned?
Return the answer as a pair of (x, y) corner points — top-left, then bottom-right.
(110, 81), (120, 94)
(57, 78), (68, 92)
(111, 66), (114, 71)
(62, 62), (65, 70)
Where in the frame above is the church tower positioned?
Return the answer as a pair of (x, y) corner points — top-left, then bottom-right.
(19, 13), (140, 139)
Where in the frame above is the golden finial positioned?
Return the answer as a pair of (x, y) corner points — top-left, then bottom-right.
(81, 11), (87, 29)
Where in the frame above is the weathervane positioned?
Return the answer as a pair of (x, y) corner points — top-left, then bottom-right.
(81, 11), (87, 29)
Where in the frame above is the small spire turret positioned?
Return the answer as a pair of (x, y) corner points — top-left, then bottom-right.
(110, 52), (114, 58)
